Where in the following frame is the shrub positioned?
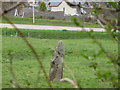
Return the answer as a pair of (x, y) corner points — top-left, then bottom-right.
(39, 2), (47, 12)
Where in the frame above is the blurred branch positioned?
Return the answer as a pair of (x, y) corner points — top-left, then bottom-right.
(1, 2), (24, 15)
(77, 5), (120, 12)
(96, 19), (104, 28)
(60, 78), (79, 89)
(35, 54), (46, 87)
(96, 18), (120, 44)
(97, 14), (120, 31)
(72, 16), (119, 69)
(86, 30), (119, 71)
(65, 1), (120, 12)
(2, 15), (52, 88)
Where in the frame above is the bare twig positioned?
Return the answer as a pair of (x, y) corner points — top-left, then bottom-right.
(60, 78), (79, 89)
(2, 15), (52, 88)
(78, 5), (120, 12)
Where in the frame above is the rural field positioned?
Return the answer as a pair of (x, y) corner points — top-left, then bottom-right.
(2, 28), (118, 88)
(1, 1), (119, 89)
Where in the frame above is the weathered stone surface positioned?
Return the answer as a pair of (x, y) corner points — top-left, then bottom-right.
(49, 40), (64, 82)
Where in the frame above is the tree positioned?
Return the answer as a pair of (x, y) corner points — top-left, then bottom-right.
(39, 1), (47, 12)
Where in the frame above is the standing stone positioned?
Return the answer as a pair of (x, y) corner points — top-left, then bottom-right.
(49, 40), (64, 82)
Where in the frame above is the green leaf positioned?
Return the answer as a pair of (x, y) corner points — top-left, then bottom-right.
(88, 61), (98, 69)
(81, 53), (89, 60)
(94, 50), (103, 58)
(88, 56), (94, 60)
(108, 2), (118, 9)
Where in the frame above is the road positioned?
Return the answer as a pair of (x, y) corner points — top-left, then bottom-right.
(0, 23), (105, 32)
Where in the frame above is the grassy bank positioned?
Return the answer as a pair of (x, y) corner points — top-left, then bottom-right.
(1, 16), (101, 28)
(2, 28), (118, 88)
(1, 28), (113, 40)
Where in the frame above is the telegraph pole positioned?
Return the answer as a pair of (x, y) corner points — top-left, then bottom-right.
(32, 0), (35, 24)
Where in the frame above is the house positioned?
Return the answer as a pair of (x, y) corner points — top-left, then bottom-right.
(48, 0), (78, 16)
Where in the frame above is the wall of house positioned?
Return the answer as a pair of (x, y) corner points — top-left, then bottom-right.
(51, 1), (77, 15)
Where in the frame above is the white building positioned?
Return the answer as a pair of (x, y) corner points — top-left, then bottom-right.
(48, 0), (78, 16)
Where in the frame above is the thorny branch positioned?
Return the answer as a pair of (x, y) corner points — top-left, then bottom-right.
(1, 15), (52, 88)
(1, 1), (119, 88)
(0, 2), (80, 88)
(1, 2), (52, 87)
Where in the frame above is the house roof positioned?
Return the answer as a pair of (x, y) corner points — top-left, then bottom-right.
(49, 0), (63, 7)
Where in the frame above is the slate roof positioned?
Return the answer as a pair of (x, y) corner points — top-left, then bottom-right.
(49, 0), (63, 7)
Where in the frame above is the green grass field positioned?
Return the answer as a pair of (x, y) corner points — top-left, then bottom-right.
(1, 16), (101, 28)
(2, 29), (118, 88)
